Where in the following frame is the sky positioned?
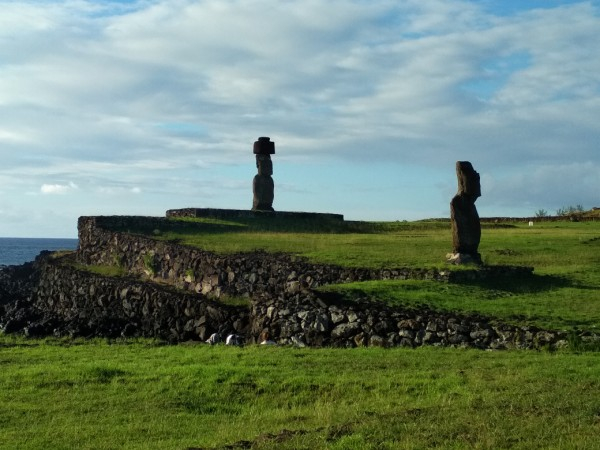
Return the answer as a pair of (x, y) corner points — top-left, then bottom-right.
(0, 0), (599, 238)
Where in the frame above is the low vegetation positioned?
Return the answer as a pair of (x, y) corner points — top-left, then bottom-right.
(536, 204), (599, 218)
(72, 263), (128, 278)
(556, 204), (586, 217)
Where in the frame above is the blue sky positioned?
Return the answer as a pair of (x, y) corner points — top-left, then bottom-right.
(0, 0), (599, 237)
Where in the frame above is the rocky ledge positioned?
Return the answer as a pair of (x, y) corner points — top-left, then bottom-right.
(0, 252), (593, 351)
(250, 290), (575, 350)
(0, 215), (593, 350)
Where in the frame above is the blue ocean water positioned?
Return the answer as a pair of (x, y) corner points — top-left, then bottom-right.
(0, 238), (79, 266)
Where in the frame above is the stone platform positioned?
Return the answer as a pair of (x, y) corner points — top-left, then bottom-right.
(166, 208), (344, 222)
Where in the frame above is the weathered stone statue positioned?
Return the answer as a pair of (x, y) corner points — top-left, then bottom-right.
(448, 161), (482, 265)
(252, 137), (275, 211)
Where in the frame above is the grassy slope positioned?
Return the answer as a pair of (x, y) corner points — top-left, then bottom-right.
(321, 223), (600, 331)
(157, 218), (452, 268)
(158, 218), (598, 271)
(1, 337), (600, 450)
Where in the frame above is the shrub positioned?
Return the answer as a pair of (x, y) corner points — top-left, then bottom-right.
(556, 205), (585, 216)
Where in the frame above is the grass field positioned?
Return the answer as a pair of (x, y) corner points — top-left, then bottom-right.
(1, 337), (600, 449)
(2, 217), (600, 448)
(158, 217), (599, 271)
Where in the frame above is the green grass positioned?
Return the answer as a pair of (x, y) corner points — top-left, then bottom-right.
(72, 263), (128, 278)
(219, 295), (252, 308)
(155, 218), (463, 268)
(318, 276), (600, 332)
(155, 218), (599, 269)
(1, 336), (600, 449)
(315, 222), (600, 332)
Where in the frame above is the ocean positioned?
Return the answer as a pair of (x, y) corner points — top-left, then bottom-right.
(0, 238), (79, 266)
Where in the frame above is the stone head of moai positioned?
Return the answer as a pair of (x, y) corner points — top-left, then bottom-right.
(252, 137), (275, 211)
(456, 161), (481, 200)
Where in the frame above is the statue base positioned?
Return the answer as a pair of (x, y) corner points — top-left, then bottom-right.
(446, 252), (482, 265)
(252, 205), (275, 212)
(166, 208), (344, 222)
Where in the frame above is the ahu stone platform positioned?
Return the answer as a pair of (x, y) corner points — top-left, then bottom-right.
(166, 208), (344, 222)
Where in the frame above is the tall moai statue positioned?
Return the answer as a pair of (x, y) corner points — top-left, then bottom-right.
(448, 161), (482, 265)
(252, 137), (275, 211)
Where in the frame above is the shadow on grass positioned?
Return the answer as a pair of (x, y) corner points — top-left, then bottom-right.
(81, 366), (130, 384)
(316, 273), (576, 308)
(314, 271), (600, 332)
(110, 216), (452, 237)
(454, 273), (573, 295)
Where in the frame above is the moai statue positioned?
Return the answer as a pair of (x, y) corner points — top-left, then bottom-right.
(252, 137), (275, 211)
(448, 161), (482, 265)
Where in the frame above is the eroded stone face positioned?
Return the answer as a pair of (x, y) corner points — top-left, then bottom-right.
(252, 159), (274, 211)
(256, 154), (273, 176)
(456, 161), (481, 199)
(449, 161), (482, 264)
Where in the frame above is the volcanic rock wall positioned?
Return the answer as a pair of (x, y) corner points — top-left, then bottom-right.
(1, 215), (592, 349)
(60, 215), (573, 349)
(1, 254), (572, 349)
(76, 216), (533, 300)
(30, 255), (248, 341)
(250, 290), (570, 350)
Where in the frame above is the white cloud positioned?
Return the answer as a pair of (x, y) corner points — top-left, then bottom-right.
(0, 129), (32, 144)
(40, 182), (78, 195)
(96, 185), (143, 195)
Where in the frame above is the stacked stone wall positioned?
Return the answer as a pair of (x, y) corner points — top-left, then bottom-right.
(166, 208), (345, 222)
(12, 254), (572, 350)
(250, 291), (571, 350)
(65, 215), (575, 349)
(2, 215), (596, 349)
(30, 256), (248, 341)
(77, 216), (533, 302)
